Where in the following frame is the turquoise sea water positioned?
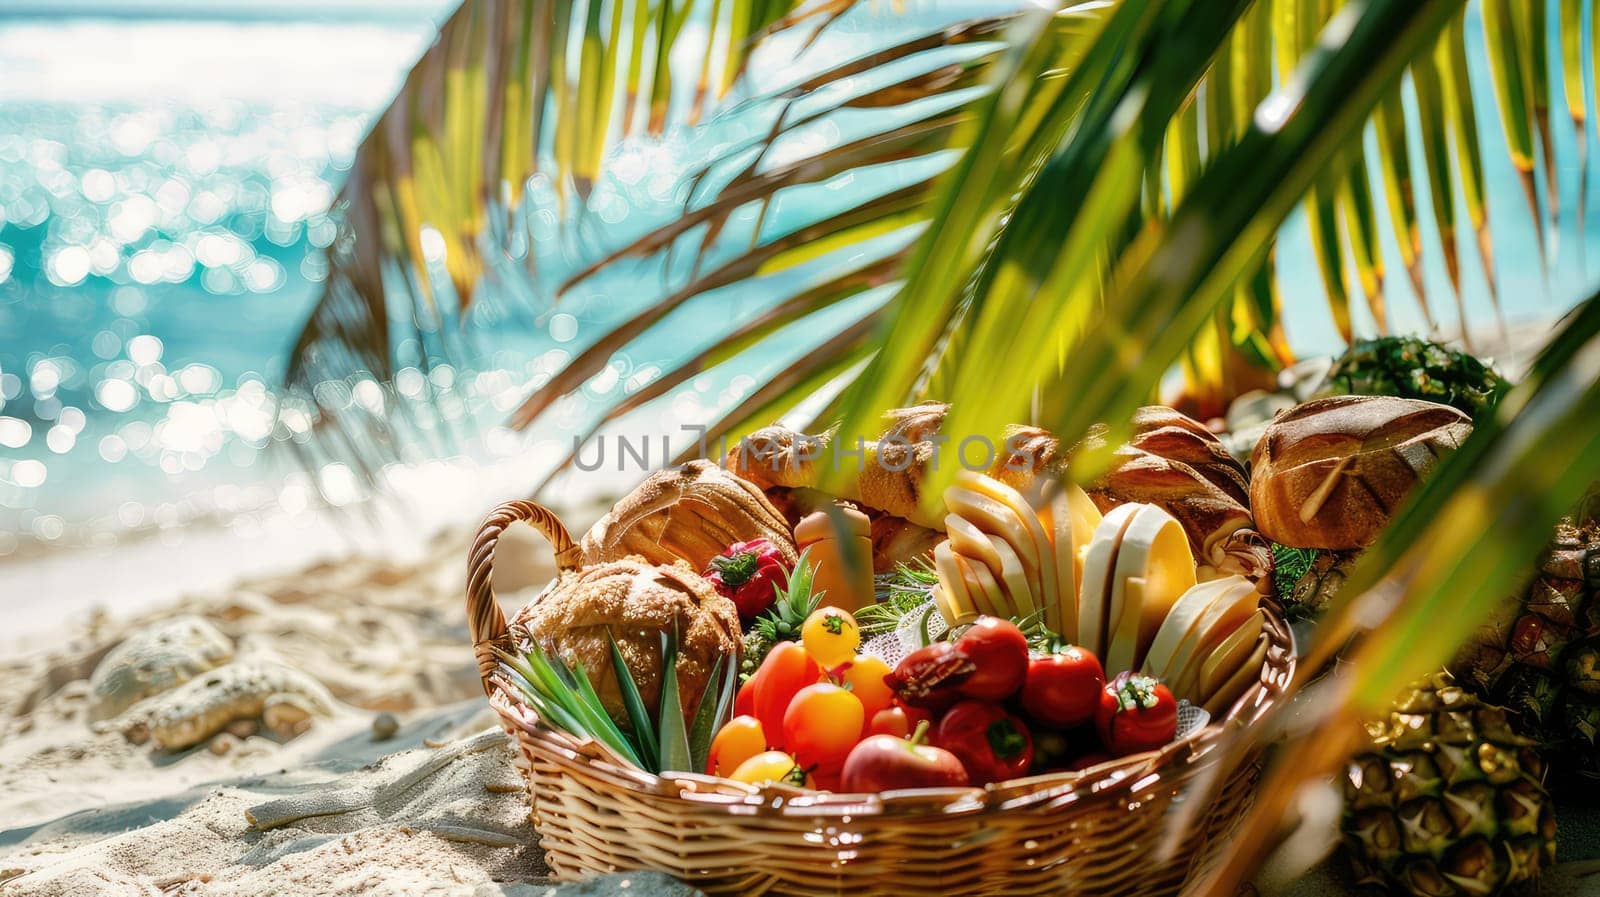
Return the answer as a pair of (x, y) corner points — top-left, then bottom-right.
(0, 1), (1594, 566)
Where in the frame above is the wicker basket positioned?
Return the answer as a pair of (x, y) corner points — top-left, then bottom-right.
(468, 499), (1296, 897)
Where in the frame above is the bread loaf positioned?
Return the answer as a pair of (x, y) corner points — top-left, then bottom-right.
(579, 460), (797, 570)
(1249, 395), (1472, 549)
(726, 402), (1061, 529)
(1085, 407), (1270, 586)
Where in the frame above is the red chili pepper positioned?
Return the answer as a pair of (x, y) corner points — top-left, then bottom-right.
(1095, 672), (1177, 756)
(932, 700), (1034, 785)
(705, 539), (790, 622)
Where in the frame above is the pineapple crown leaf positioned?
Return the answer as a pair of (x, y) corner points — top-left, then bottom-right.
(752, 547), (823, 642)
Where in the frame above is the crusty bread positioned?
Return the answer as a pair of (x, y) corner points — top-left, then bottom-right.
(579, 460), (797, 570)
(1084, 407), (1268, 585)
(727, 402), (1061, 529)
(1249, 395), (1472, 549)
(513, 557), (740, 725)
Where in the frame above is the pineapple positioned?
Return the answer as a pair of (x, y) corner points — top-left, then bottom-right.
(1343, 674), (1557, 897)
(1278, 548), (1359, 621)
(740, 555), (821, 680)
(1452, 516), (1600, 783)
(1324, 335), (1509, 417)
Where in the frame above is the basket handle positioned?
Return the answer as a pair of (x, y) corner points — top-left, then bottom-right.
(467, 499), (582, 694)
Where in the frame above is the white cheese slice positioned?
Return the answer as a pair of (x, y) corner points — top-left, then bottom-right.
(932, 541), (975, 626)
(1076, 503), (1139, 658)
(1104, 505), (1197, 675)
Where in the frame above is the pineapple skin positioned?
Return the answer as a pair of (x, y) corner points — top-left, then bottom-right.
(1343, 675), (1556, 897)
(1451, 518), (1600, 785)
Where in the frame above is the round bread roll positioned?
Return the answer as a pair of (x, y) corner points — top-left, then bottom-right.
(1249, 395), (1472, 549)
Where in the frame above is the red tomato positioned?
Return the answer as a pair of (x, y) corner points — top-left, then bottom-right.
(783, 682), (865, 770)
(954, 616), (1030, 701)
(1095, 672), (1177, 756)
(754, 642), (820, 748)
(1020, 645), (1105, 728)
(931, 700), (1034, 785)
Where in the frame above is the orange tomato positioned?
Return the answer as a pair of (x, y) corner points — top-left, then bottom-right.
(840, 654), (894, 723)
(866, 706), (913, 739)
(782, 682), (864, 769)
(800, 606), (861, 668)
(729, 750), (808, 788)
(754, 642), (819, 748)
(707, 715), (766, 777)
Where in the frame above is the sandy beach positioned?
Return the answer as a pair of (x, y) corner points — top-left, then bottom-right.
(0, 504), (593, 896)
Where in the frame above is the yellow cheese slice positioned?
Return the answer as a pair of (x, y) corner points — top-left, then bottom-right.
(1104, 505), (1197, 675)
(1076, 503), (1139, 658)
(945, 514), (1004, 576)
(1195, 609), (1266, 703)
(1164, 580), (1261, 698)
(1142, 576), (1249, 681)
(945, 485), (1042, 598)
(1201, 624), (1270, 715)
(984, 533), (1034, 619)
(1042, 484), (1098, 640)
(932, 541), (975, 626)
(952, 472), (1059, 620)
(959, 552), (1012, 620)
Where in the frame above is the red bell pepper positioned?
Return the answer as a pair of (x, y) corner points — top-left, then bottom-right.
(932, 700), (1034, 785)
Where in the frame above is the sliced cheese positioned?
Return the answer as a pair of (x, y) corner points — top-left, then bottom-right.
(960, 552), (1012, 620)
(945, 485), (1043, 598)
(945, 513), (1005, 578)
(1201, 625), (1269, 715)
(952, 472), (1059, 620)
(1077, 503), (1139, 658)
(1103, 505), (1197, 675)
(985, 533), (1034, 619)
(1163, 579), (1261, 698)
(932, 541), (976, 626)
(1042, 484), (1097, 640)
(1142, 576), (1247, 681)
(1194, 609), (1266, 703)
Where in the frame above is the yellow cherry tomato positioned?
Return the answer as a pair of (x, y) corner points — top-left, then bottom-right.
(729, 750), (808, 788)
(707, 715), (767, 777)
(800, 606), (861, 668)
(782, 682), (865, 769)
(840, 654), (894, 723)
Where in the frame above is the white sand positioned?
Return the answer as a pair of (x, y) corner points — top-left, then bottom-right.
(0, 512), (592, 895)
